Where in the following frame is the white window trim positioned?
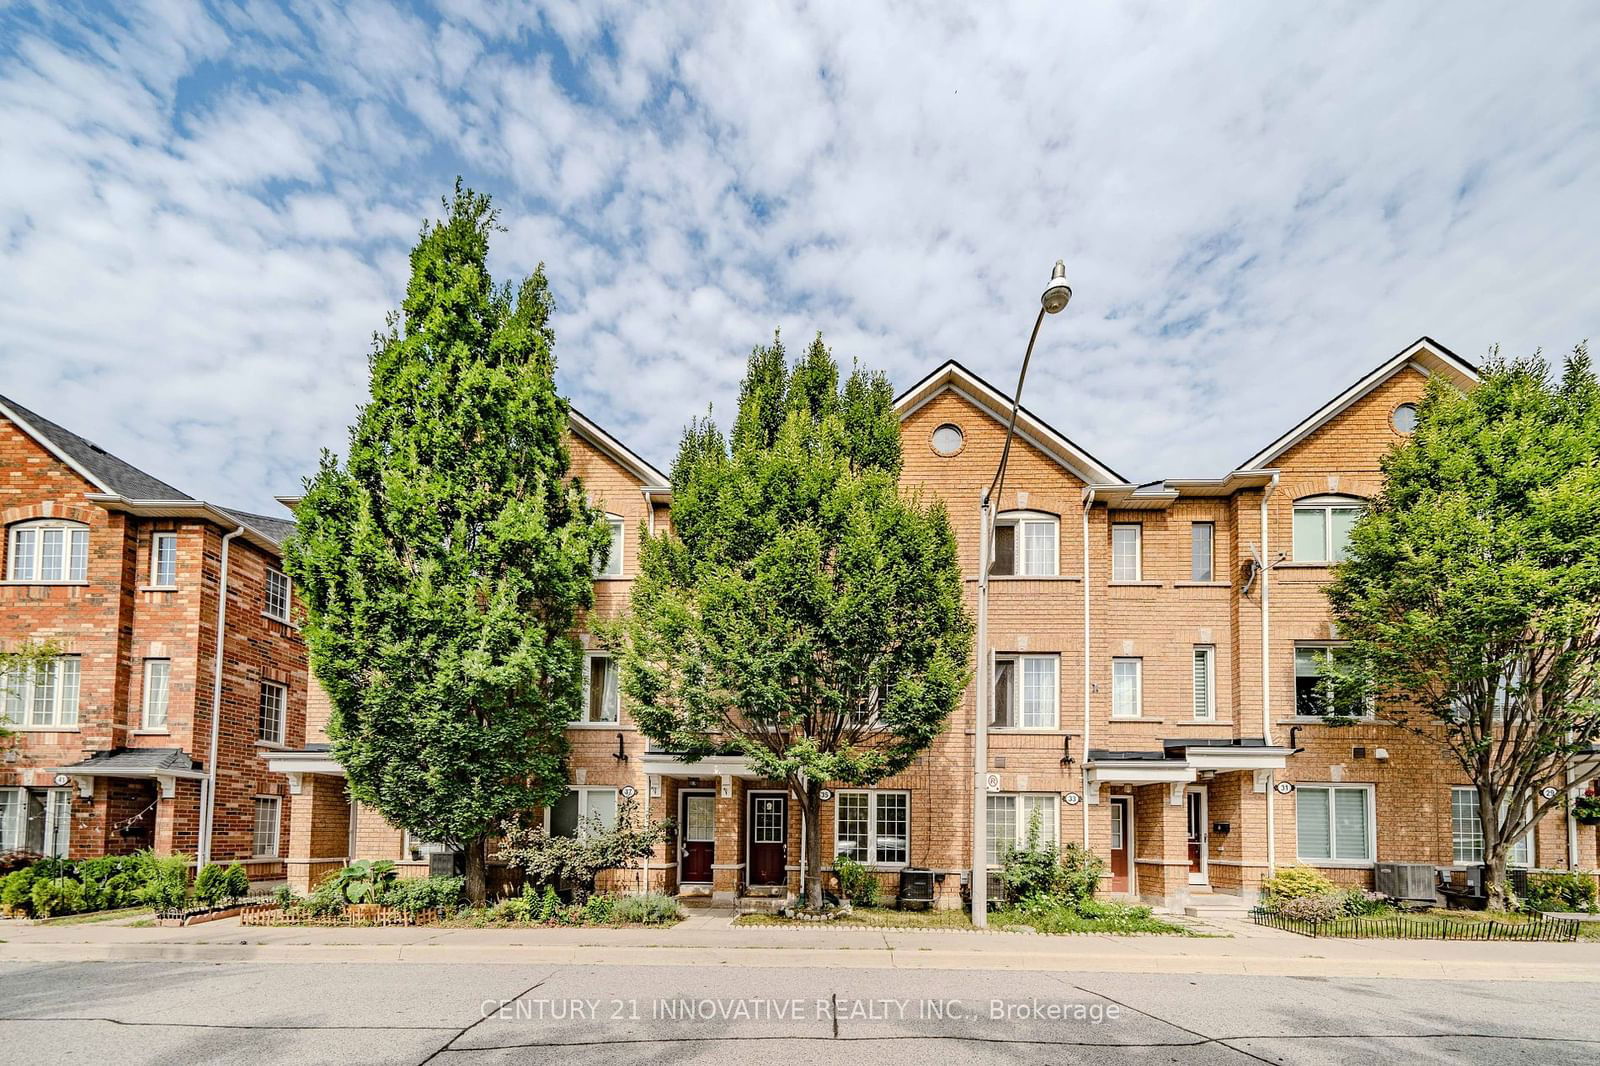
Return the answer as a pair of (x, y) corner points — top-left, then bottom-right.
(140, 658), (171, 731)
(1450, 786), (1534, 867)
(264, 568), (292, 623)
(985, 792), (1060, 867)
(1110, 657), (1143, 719)
(1190, 521), (1215, 582)
(993, 510), (1059, 577)
(992, 653), (1060, 730)
(1111, 523), (1142, 582)
(0, 787), (22, 852)
(1291, 643), (1372, 719)
(832, 788), (910, 868)
(596, 515), (625, 579)
(257, 680), (287, 744)
(150, 532), (178, 588)
(1, 655), (81, 730)
(544, 786), (621, 838)
(575, 652), (621, 726)
(1192, 645), (1215, 721)
(1291, 495), (1365, 564)
(252, 795), (282, 859)
(1295, 782), (1376, 867)
(6, 520), (90, 584)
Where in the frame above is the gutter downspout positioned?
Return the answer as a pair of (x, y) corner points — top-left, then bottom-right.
(198, 526), (245, 867)
(1260, 474), (1279, 878)
(1081, 487), (1095, 847)
(1567, 766), (1580, 871)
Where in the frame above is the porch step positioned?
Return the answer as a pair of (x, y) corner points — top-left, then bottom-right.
(736, 895), (791, 915)
(1183, 892), (1253, 918)
(743, 884), (787, 898)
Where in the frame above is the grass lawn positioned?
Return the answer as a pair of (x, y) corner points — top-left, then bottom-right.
(990, 904), (1196, 936)
(35, 906), (152, 927)
(1259, 906), (1600, 941)
(735, 905), (974, 929)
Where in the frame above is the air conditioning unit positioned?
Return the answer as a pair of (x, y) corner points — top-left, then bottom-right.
(898, 867), (935, 908)
(1374, 862), (1435, 902)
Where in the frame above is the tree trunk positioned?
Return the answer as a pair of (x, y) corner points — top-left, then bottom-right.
(464, 836), (489, 907)
(1484, 843), (1511, 912)
(800, 779), (823, 909)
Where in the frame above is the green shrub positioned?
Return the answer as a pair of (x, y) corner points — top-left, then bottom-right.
(611, 892), (682, 925)
(833, 855), (880, 906)
(1258, 865), (1338, 909)
(998, 811), (1106, 906)
(1523, 871), (1599, 913)
(581, 894), (617, 924)
(30, 876), (84, 918)
(32, 857), (76, 881)
(2, 867), (39, 915)
(389, 876), (465, 912)
(1276, 892), (1347, 923)
(194, 864), (229, 906)
(132, 850), (193, 911)
(224, 863), (251, 901)
(1000, 895), (1182, 935)
(323, 860), (397, 904)
(273, 885), (298, 909)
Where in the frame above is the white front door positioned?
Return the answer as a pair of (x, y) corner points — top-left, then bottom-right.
(1185, 787), (1208, 885)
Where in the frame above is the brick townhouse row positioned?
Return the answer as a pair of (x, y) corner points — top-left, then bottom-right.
(7, 337), (1600, 906)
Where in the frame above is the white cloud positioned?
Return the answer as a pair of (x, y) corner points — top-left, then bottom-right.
(0, 0), (1597, 511)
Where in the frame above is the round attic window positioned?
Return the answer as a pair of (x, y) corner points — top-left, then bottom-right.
(931, 423), (965, 456)
(1392, 403), (1418, 434)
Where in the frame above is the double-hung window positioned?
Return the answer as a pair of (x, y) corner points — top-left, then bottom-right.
(1296, 784), (1373, 863)
(595, 516), (625, 577)
(549, 787), (619, 838)
(1190, 522), (1214, 581)
(0, 788), (71, 856)
(1450, 786), (1532, 866)
(1292, 496), (1364, 563)
(579, 654), (620, 723)
(833, 789), (909, 866)
(253, 796), (281, 857)
(151, 532), (178, 587)
(141, 659), (170, 730)
(992, 654), (1058, 729)
(1, 656), (80, 728)
(1192, 646), (1215, 720)
(257, 681), (286, 744)
(1111, 524), (1142, 581)
(1293, 645), (1366, 717)
(1111, 657), (1142, 718)
(264, 569), (291, 622)
(7, 520), (89, 582)
(985, 793), (1058, 865)
(992, 512), (1058, 576)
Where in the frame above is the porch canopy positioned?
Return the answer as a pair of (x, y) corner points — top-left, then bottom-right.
(263, 744), (345, 793)
(49, 747), (206, 799)
(1085, 738), (1292, 805)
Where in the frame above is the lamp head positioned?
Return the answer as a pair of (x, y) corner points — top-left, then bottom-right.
(1041, 259), (1072, 314)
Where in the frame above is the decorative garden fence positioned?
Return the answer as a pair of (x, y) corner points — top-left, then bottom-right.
(1249, 907), (1580, 942)
(239, 904), (444, 927)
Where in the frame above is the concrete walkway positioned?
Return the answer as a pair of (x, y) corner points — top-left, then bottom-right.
(5, 911), (1600, 981)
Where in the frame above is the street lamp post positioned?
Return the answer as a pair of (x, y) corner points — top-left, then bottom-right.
(971, 260), (1073, 927)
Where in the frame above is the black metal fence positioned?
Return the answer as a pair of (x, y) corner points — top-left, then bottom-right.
(1249, 907), (1581, 942)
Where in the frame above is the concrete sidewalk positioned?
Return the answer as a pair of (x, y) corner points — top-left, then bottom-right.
(4, 911), (1599, 981)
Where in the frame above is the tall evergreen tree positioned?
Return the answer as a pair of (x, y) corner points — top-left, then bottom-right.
(1326, 345), (1600, 908)
(617, 335), (972, 907)
(283, 183), (609, 904)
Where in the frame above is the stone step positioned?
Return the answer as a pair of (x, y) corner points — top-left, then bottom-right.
(736, 895), (791, 915)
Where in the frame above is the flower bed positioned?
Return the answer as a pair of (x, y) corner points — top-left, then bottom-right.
(240, 903), (446, 927)
(1251, 907), (1583, 941)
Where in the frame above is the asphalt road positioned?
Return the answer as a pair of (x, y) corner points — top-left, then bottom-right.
(1, 960), (1596, 1065)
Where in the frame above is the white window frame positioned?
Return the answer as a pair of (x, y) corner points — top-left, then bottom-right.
(257, 680), (287, 744)
(832, 789), (910, 867)
(984, 793), (1059, 867)
(1, 655), (81, 729)
(577, 652), (620, 724)
(140, 658), (171, 730)
(252, 795), (281, 858)
(992, 653), (1059, 730)
(1450, 786), (1533, 867)
(264, 569), (291, 622)
(1111, 657), (1143, 719)
(151, 532), (178, 587)
(1295, 783), (1376, 866)
(545, 786), (620, 838)
(596, 515), (625, 578)
(0, 787), (21, 852)
(0, 788), (71, 856)
(1190, 521), (1214, 582)
(1111, 523), (1142, 582)
(1293, 643), (1370, 718)
(1291, 495), (1365, 564)
(1192, 645), (1215, 721)
(6, 520), (89, 583)
(992, 510), (1059, 577)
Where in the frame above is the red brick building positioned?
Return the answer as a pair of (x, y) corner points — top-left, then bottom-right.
(0, 395), (304, 877)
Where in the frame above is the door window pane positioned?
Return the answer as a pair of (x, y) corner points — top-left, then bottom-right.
(684, 795), (715, 840)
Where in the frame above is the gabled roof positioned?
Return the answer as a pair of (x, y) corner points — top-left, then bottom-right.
(0, 393), (192, 500)
(1237, 336), (1477, 471)
(893, 360), (1127, 485)
(569, 407), (672, 493)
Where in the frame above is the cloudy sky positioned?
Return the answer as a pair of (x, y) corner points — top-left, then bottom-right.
(2, 1), (1597, 510)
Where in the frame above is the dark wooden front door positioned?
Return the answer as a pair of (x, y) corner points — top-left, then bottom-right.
(680, 792), (715, 884)
(748, 792), (787, 886)
(1109, 798), (1131, 893)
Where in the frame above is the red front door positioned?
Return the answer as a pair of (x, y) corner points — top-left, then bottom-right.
(680, 792), (715, 884)
(748, 792), (787, 886)
(1109, 798), (1131, 893)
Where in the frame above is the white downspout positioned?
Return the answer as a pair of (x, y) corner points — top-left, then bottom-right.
(1568, 767), (1580, 871)
(1081, 487), (1095, 847)
(1260, 474), (1279, 878)
(198, 526), (245, 866)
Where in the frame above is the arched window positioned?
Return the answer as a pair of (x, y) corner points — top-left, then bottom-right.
(6, 519), (89, 582)
(1291, 495), (1365, 563)
(992, 510), (1058, 576)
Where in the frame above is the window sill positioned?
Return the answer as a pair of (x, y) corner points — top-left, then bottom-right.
(989, 574), (1082, 582)
(1277, 561), (1334, 570)
(261, 611), (293, 625)
(1173, 720), (1232, 727)
(1108, 580), (1162, 588)
(1109, 716), (1163, 723)
(567, 721), (630, 730)
(593, 575), (628, 582)
(1299, 859), (1375, 869)
(248, 854), (282, 863)
(132, 728), (171, 736)
(140, 584), (179, 593)
(2, 725), (80, 733)
(1, 580), (90, 587)
(254, 740), (290, 751)
(1172, 581), (1231, 589)
(988, 726), (1067, 734)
